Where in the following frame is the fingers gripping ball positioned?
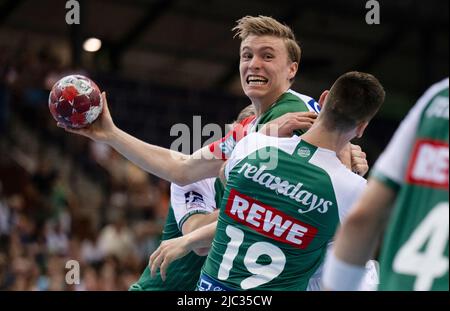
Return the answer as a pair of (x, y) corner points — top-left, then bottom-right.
(49, 75), (103, 128)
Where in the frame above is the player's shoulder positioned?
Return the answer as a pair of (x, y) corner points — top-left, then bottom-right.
(170, 177), (216, 193)
(234, 132), (273, 152)
(232, 133), (300, 162)
(416, 78), (449, 111)
(311, 147), (367, 188)
(239, 115), (257, 126)
(286, 89), (321, 113)
(237, 131), (297, 148)
(428, 77), (449, 94)
(263, 90), (318, 120)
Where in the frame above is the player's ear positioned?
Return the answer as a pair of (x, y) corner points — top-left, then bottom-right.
(288, 62), (298, 81)
(318, 90), (329, 109)
(219, 161), (228, 185)
(356, 121), (369, 138)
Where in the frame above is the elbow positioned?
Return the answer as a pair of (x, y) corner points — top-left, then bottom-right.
(193, 247), (210, 256)
(172, 161), (191, 186)
(174, 171), (190, 186)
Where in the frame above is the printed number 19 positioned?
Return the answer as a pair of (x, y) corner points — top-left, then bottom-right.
(218, 225), (286, 289)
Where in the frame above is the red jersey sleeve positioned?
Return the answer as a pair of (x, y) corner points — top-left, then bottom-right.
(208, 115), (256, 160)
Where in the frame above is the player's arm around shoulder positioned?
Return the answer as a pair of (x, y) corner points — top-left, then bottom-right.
(259, 111), (317, 137)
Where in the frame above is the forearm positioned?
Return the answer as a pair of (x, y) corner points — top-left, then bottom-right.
(182, 210), (219, 235)
(107, 128), (221, 185)
(185, 221), (217, 251)
(106, 127), (187, 182)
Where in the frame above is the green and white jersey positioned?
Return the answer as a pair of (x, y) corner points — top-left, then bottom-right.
(250, 89), (320, 134)
(129, 178), (224, 291)
(171, 178), (219, 231)
(201, 132), (367, 290)
(371, 78), (449, 291)
(209, 89), (319, 161)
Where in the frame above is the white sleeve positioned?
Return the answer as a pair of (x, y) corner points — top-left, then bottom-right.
(224, 133), (257, 180)
(307, 243), (379, 291)
(170, 178), (217, 231)
(337, 176), (367, 223)
(373, 78), (449, 186)
(224, 133), (285, 179)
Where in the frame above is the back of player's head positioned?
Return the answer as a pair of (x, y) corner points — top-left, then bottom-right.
(236, 104), (256, 123)
(232, 15), (301, 65)
(321, 71), (385, 131)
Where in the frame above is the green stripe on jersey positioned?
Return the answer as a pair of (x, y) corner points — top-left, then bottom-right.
(371, 170), (401, 192)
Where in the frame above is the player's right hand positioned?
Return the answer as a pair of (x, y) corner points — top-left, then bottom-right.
(149, 236), (192, 281)
(57, 92), (117, 143)
(259, 112), (317, 137)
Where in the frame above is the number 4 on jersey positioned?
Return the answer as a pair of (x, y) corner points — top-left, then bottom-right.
(393, 202), (449, 290)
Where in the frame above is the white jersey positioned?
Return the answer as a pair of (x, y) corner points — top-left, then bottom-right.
(171, 178), (218, 231)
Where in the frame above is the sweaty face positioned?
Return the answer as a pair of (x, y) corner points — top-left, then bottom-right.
(239, 35), (297, 107)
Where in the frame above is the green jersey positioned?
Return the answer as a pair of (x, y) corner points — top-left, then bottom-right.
(371, 78), (449, 291)
(129, 178), (224, 291)
(132, 89), (319, 290)
(201, 133), (367, 290)
(253, 89), (321, 134)
(209, 90), (319, 160)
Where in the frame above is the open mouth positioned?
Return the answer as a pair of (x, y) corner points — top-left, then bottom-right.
(246, 75), (268, 85)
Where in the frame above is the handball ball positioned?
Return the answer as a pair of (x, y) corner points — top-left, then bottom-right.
(48, 75), (103, 128)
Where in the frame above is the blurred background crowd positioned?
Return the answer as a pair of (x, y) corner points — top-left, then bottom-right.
(0, 0), (448, 290)
(0, 45), (177, 290)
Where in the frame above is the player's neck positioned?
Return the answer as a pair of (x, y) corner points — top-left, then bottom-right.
(251, 89), (288, 116)
(252, 98), (276, 116)
(300, 122), (352, 154)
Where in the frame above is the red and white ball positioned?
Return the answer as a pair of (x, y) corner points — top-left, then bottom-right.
(48, 75), (103, 128)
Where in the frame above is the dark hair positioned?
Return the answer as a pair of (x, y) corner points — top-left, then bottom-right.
(321, 71), (385, 131)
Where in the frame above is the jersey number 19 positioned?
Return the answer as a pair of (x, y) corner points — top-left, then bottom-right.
(218, 225), (286, 289)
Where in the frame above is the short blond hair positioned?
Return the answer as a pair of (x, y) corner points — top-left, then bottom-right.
(232, 15), (301, 65)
